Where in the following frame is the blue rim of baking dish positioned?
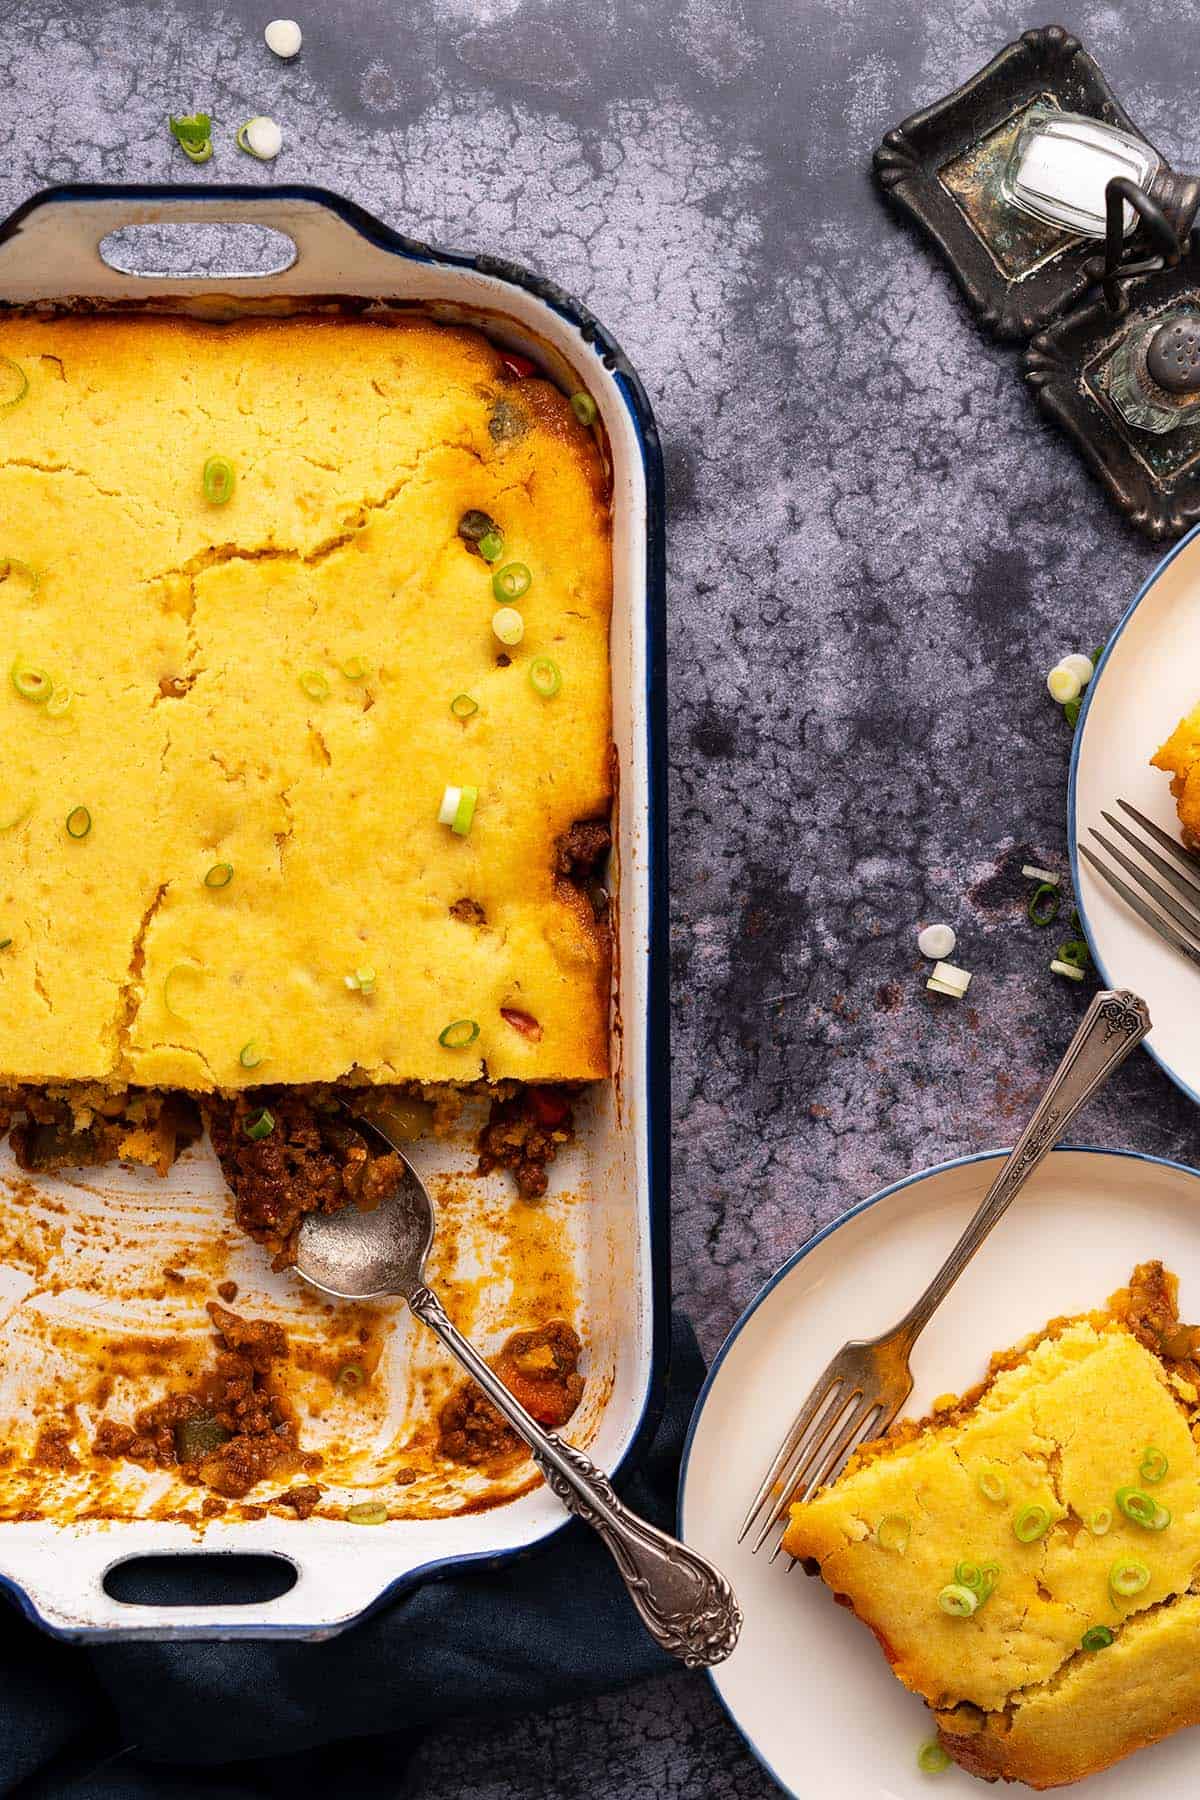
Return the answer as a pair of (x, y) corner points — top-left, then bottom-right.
(677, 1143), (1200, 1799)
(0, 182), (671, 1638)
(1067, 519), (1200, 1111)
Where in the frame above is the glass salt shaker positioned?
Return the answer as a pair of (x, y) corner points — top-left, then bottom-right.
(1002, 106), (1164, 238)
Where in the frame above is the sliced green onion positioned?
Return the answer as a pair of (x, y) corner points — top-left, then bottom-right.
(65, 805), (91, 840)
(337, 1363), (365, 1391)
(1063, 695), (1082, 729)
(339, 655), (369, 681)
(452, 785), (477, 836)
(0, 938), (11, 951)
(243, 1107), (275, 1141)
(344, 966), (376, 995)
(927, 960), (971, 999)
(346, 1501), (388, 1525)
(238, 1040), (267, 1070)
(477, 529), (504, 563)
(1088, 1507), (1113, 1536)
(1050, 958), (1086, 982)
(0, 800), (33, 833)
(1060, 652), (1095, 687)
(492, 562), (532, 603)
(1139, 1446), (1168, 1485)
(917, 1741), (951, 1774)
(439, 1018), (480, 1050)
(1115, 1486), (1162, 1529)
(937, 1582), (978, 1617)
(875, 1514), (910, 1553)
(1028, 883), (1061, 926)
(1109, 1557), (1151, 1599)
(0, 356), (29, 413)
(570, 391), (598, 427)
(1056, 939), (1090, 969)
(298, 669), (330, 702)
(237, 116), (282, 161)
(1081, 1625), (1115, 1652)
(204, 862), (234, 889)
(1021, 864), (1059, 885)
(954, 1560), (1000, 1603)
(202, 455), (235, 505)
(450, 693), (479, 719)
(491, 606), (524, 646)
(163, 961), (201, 1019)
(11, 660), (52, 704)
(978, 1471), (1008, 1505)
(529, 656), (562, 699)
(45, 684), (72, 718)
(1013, 1503), (1052, 1543)
(1047, 663), (1082, 704)
(168, 112), (213, 163)
(0, 557), (40, 594)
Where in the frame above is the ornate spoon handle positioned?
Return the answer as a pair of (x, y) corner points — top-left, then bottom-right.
(408, 1283), (742, 1668)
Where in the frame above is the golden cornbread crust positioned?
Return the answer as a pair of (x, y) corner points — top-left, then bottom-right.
(783, 1263), (1200, 1789)
(0, 315), (612, 1092)
(1152, 699), (1200, 847)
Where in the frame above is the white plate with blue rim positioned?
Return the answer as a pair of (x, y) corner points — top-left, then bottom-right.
(1070, 521), (1200, 1108)
(678, 1146), (1200, 1798)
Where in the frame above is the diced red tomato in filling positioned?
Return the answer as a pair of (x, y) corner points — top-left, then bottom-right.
(528, 1086), (569, 1127)
(499, 351), (538, 379)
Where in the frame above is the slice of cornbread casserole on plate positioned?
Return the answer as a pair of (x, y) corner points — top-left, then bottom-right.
(783, 1262), (1200, 1789)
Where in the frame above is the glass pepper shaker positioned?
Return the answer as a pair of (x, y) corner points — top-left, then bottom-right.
(1107, 309), (1200, 434)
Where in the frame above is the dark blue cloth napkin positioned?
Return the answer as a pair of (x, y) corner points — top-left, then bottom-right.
(0, 1314), (703, 1799)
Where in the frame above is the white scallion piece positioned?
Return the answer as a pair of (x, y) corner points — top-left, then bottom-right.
(265, 18), (302, 58)
(917, 923), (956, 960)
(237, 116), (283, 160)
(1050, 958), (1086, 982)
(927, 977), (966, 998)
(437, 784), (461, 826)
(931, 960), (972, 994)
(1047, 662), (1081, 704)
(1021, 864), (1060, 885)
(1060, 652), (1095, 687)
(492, 606), (524, 646)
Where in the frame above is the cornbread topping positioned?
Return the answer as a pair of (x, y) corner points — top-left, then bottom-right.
(1153, 699), (1200, 847)
(783, 1263), (1200, 1789)
(0, 314), (611, 1096)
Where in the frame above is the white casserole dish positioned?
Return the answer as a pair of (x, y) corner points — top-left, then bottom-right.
(0, 185), (669, 1639)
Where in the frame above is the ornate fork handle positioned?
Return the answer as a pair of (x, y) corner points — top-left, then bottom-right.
(896, 989), (1151, 1343)
(408, 1283), (742, 1668)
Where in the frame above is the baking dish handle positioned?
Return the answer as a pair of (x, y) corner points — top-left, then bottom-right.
(0, 1534), (416, 1640)
(0, 185), (448, 303)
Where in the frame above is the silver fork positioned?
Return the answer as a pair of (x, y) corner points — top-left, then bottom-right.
(1081, 800), (1200, 969)
(741, 988), (1152, 1559)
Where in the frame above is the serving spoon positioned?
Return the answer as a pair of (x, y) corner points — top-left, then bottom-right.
(294, 1118), (742, 1668)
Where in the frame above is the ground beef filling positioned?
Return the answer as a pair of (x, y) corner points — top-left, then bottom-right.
(93, 1304), (303, 1500)
(203, 1090), (406, 1269)
(0, 1085), (200, 1178)
(437, 1320), (585, 1471)
(555, 818), (611, 922)
(477, 1086), (575, 1199)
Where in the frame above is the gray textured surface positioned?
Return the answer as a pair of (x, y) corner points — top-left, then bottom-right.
(6, 1), (1199, 1793)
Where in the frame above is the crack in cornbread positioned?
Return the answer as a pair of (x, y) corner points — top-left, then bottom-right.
(783, 1264), (1200, 1789)
(0, 315), (611, 1092)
